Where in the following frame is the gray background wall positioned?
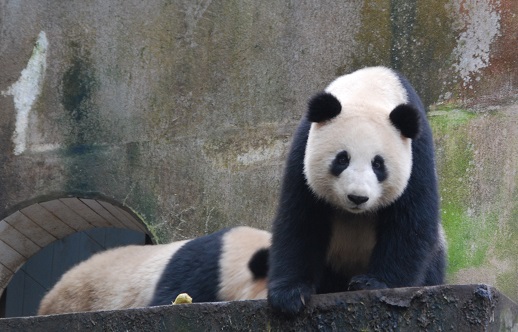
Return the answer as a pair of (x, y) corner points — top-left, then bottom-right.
(1, 1), (517, 301)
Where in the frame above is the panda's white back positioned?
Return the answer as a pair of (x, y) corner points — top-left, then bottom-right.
(38, 240), (189, 315)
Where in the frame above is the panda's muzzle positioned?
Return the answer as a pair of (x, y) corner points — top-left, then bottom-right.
(347, 194), (369, 205)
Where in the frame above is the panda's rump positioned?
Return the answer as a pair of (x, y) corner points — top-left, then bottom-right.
(326, 212), (377, 277)
(218, 227), (271, 301)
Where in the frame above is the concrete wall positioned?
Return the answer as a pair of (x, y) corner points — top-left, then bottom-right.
(0, 1), (517, 300)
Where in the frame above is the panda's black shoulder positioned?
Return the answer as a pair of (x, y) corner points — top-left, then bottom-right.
(393, 71), (426, 114)
(293, 116), (312, 150)
(285, 116), (313, 173)
(278, 116), (313, 198)
(150, 228), (232, 305)
(391, 70), (439, 217)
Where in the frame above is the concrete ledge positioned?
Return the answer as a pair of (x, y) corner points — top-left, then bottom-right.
(1, 285), (517, 331)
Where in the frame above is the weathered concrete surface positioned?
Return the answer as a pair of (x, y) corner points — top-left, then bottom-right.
(1, 285), (517, 331)
(1, 0), (515, 238)
(0, 0), (518, 304)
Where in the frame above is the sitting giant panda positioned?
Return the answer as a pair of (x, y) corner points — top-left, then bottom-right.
(38, 226), (270, 315)
(268, 66), (446, 315)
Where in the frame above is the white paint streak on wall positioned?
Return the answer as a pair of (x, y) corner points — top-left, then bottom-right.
(1, 31), (48, 155)
(451, 0), (501, 88)
(30, 143), (61, 153)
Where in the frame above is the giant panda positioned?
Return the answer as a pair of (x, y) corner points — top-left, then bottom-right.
(38, 226), (270, 315)
(267, 66), (446, 315)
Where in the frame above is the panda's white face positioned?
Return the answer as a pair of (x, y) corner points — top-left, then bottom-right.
(303, 67), (419, 214)
(304, 104), (413, 214)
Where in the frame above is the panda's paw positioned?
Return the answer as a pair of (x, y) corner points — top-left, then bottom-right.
(268, 284), (313, 316)
(348, 275), (388, 291)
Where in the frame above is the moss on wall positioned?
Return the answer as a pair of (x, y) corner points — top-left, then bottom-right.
(431, 107), (479, 276)
(430, 104), (518, 301)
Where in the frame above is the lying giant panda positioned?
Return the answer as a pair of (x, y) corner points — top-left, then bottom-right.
(38, 226), (270, 315)
(268, 66), (446, 315)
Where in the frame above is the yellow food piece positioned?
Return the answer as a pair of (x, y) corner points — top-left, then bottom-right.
(172, 293), (193, 305)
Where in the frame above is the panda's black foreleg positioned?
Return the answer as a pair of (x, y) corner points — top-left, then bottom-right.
(356, 202), (441, 289)
(423, 241), (447, 285)
(268, 229), (328, 315)
(267, 204), (332, 316)
(267, 199), (334, 314)
(268, 119), (333, 316)
(267, 281), (315, 316)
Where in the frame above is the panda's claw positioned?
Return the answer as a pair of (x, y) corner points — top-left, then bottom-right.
(348, 275), (388, 291)
(268, 284), (312, 316)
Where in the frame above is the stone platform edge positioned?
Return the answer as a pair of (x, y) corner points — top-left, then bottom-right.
(1, 284), (517, 331)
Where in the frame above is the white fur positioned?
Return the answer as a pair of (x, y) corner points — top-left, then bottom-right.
(38, 240), (188, 315)
(218, 226), (271, 301)
(325, 66), (408, 111)
(304, 67), (413, 213)
(326, 213), (377, 275)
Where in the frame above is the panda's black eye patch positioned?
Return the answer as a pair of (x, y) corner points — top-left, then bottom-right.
(330, 151), (350, 176)
(372, 155), (387, 182)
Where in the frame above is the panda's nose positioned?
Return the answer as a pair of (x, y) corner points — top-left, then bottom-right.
(348, 195), (369, 205)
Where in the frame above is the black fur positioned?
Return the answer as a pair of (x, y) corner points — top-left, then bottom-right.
(248, 248), (269, 279)
(150, 228), (231, 305)
(390, 104), (421, 139)
(267, 68), (446, 315)
(307, 92), (342, 123)
(372, 155), (387, 182)
(330, 150), (350, 176)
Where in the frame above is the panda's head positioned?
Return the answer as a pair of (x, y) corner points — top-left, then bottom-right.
(303, 67), (421, 214)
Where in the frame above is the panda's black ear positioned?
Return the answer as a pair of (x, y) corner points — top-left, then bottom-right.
(248, 248), (269, 279)
(307, 92), (341, 123)
(390, 104), (421, 139)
